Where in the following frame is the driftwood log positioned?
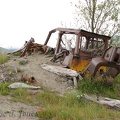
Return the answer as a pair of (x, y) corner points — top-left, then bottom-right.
(41, 64), (83, 87)
(81, 94), (120, 110)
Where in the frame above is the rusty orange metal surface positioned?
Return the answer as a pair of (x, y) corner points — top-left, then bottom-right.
(70, 57), (90, 72)
(70, 56), (106, 73)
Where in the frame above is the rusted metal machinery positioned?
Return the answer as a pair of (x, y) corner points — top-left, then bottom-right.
(89, 46), (120, 78)
(20, 37), (36, 57)
(12, 28), (120, 82)
(43, 27), (120, 83)
(12, 37), (53, 57)
(44, 28), (112, 76)
(11, 37), (43, 57)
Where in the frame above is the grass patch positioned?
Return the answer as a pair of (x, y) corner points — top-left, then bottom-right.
(11, 88), (36, 104)
(115, 74), (120, 84)
(0, 83), (120, 120)
(0, 83), (11, 95)
(0, 53), (8, 64)
(36, 92), (120, 120)
(77, 77), (120, 99)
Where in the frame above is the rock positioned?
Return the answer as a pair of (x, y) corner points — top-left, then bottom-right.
(19, 60), (29, 65)
(67, 79), (74, 86)
(8, 82), (41, 89)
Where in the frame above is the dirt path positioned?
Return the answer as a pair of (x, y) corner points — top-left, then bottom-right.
(0, 95), (39, 120)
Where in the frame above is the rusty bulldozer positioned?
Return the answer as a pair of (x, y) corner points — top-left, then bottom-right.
(43, 28), (120, 85)
(13, 28), (120, 85)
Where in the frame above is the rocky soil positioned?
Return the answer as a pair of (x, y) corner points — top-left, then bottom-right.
(0, 53), (74, 120)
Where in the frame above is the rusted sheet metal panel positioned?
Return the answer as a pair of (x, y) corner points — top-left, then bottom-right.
(70, 57), (90, 72)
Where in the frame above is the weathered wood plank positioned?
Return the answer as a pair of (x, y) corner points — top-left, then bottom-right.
(41, 64), (79, 77)
(41, 64), (83, 87)
(73, 76), (78, 88)
(81, 94), (120, 110)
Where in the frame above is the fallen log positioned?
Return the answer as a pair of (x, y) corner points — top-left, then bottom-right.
(41, 64), (83, 87)
(81, 94), (120, 110)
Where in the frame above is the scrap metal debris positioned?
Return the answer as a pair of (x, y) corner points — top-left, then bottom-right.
(43, 27), (120, 85)
(20, 37), (35, 57)
(43, 27), (111, 72)
(21, 74), (36, 83)
(11, 37), (55, 57)
(89, 46), (120, 78)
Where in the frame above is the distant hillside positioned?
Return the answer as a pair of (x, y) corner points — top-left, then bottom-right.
(0, 47), (17, 53)
(8, 48), (18, 53)
(0, 47), (8, 52)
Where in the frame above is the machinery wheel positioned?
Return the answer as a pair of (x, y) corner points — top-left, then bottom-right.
(93, 68), (114, 86)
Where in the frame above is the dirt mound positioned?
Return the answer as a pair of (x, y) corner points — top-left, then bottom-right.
(0, 53), (75, 120)
(5, 54), (74, 94)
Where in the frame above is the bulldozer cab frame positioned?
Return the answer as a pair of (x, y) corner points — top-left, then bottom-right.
(44, 27), (111, 72)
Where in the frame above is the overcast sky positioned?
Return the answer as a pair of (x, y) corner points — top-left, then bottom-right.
(0, 0), (76, 49)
